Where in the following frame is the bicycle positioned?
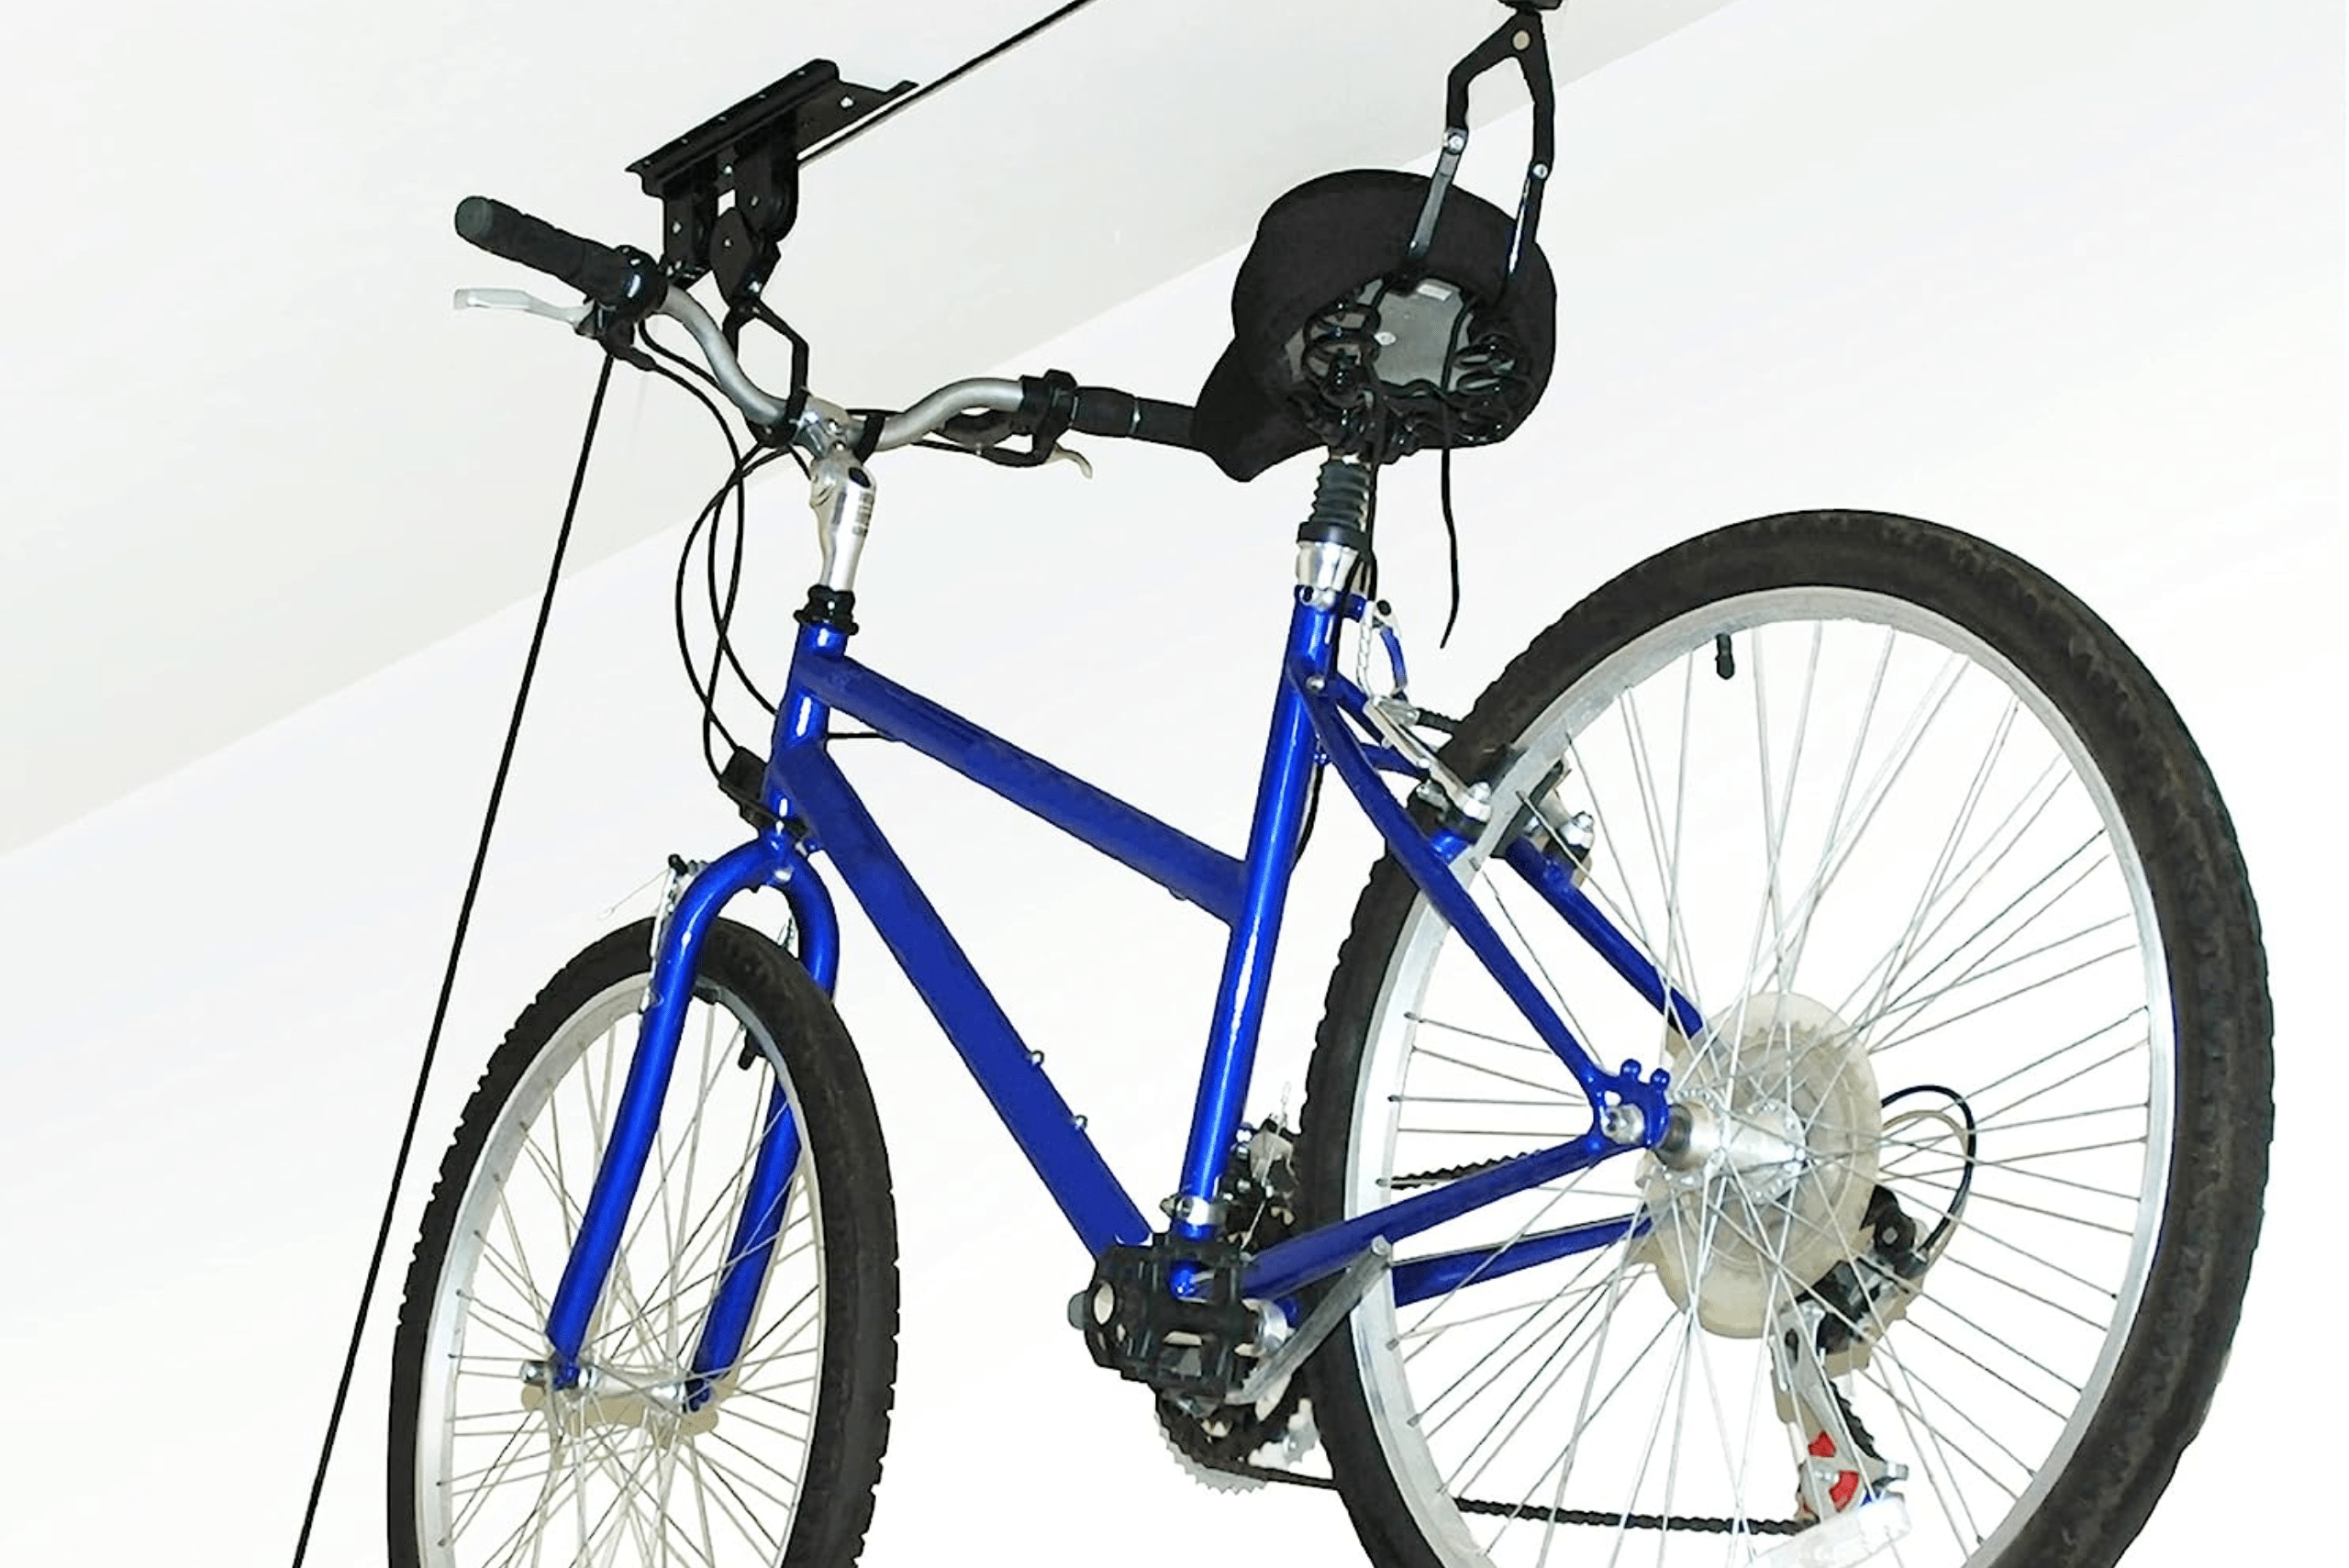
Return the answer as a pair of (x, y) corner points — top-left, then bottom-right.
(386, 12), (2273, 1568)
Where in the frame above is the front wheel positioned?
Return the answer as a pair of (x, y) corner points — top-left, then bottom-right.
(1300, 511), (2270, 1568)
(389, 918), (898, 1568)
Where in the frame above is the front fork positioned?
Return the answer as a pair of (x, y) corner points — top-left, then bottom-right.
(539, 833), (838, 1397)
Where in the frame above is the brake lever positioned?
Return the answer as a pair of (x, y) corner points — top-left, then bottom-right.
(1043, 443), (1093, 478)
(455, 287), (657, 371)
(452, 287), (594, 326)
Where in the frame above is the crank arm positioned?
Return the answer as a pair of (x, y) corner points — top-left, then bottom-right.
(1230, 1237), (1390, 1407)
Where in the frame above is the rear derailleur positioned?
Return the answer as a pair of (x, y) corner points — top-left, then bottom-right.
(1773, 1184), (1939, 1529)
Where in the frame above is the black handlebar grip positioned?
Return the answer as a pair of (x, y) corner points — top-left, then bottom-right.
(1068, 386), (1195, 450)
(1128, 397), (1195, 450)
(454, 195), (661, 311)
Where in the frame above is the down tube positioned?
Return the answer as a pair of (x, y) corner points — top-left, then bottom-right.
(769, 738), (1151, 1256)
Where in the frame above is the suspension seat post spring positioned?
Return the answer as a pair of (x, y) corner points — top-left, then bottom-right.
(1296, 457), (1373, 605)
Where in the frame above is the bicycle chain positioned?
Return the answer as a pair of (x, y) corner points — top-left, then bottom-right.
(1179, 1442), (1802, 1536)
(1193, 1149), (1808, 1538)
(1159, 1136), (1809, 1536)
(1386, 1152), (1528, 1190)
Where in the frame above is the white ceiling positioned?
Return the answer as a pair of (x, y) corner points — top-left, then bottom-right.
(0, 0), (1739, 857)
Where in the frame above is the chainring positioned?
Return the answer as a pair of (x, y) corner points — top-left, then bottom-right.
(1154, 1387), (1317, 1492)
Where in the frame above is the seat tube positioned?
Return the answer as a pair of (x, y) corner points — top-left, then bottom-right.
(1172, 462), (1366, 1245)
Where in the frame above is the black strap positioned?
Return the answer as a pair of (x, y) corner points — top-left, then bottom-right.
(288, 354), (616, 1568)
(848, 409), (887, 462)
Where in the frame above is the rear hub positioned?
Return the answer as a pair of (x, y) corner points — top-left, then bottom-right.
(1635, 992), (1882, 1336)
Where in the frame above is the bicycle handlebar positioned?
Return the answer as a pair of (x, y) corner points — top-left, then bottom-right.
(455, 196), (666, 316)
(455, 195), (1194, 459)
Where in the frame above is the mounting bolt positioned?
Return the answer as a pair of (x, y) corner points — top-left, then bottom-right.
(1601, 1102), (1647, 1146)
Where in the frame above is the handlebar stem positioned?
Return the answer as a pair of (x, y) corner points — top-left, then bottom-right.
(809, 446), (878, 595)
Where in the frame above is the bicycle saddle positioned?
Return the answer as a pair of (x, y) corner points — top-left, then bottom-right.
(1187, 3), (1564, 481)
(1189, 168), (1557, 482)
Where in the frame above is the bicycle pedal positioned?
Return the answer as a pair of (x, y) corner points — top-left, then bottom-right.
(1076, 1239), (1264, 1404)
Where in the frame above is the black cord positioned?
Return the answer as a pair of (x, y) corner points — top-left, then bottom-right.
(641, 349), (788, 726)
(640, 327), (808, 782)
(642, 322), (728, 397)
(1433, 299), (1478, 649)
(1293, 762), (1325, 862)
(668, 446), (795, 778)
(1881, 1084), (1980, 1255)
(801, 0), (1109, 165)
(290, 353), (617, 1568)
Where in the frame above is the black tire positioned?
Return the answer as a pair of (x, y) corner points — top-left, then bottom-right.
(1299, 511), (2270, 1568)
(389, 917), (897, 1568)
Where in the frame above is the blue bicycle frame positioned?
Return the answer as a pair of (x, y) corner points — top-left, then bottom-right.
(538, 584), (1688, 1393)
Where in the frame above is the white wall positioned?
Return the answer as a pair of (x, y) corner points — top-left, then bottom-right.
(0, 0), (2335, 1562)
(0, 0), (1738, 861)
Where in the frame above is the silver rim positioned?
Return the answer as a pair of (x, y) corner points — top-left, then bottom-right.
(1341, 589), (2175, 1567)
(413, 973), (829, 1566)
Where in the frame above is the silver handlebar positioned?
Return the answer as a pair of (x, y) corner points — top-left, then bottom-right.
(654, 289), (1022, 456)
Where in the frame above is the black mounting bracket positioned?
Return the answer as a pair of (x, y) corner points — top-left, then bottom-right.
(626, 60), (914, 298)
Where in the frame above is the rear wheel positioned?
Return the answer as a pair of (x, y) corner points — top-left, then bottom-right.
(390, 917), (897, 1568)
(1300, 511), (2270, 1568)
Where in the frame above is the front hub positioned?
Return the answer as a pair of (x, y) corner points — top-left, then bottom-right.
(519, 1360), (721, 1446)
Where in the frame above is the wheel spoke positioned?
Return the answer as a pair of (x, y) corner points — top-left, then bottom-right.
(1309, 550), (2244, 1568)
(402, 939), (876, 1568)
